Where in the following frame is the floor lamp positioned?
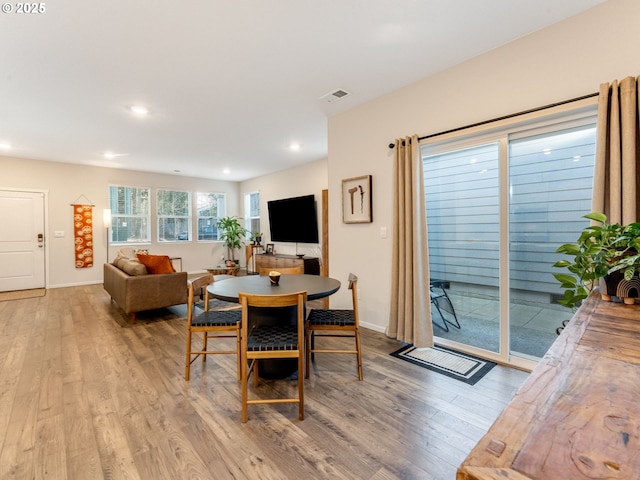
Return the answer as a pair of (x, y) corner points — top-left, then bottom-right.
(103, 208), (112, 262)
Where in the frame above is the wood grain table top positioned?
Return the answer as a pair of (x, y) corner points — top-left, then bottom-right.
(457, 291), (640, 480)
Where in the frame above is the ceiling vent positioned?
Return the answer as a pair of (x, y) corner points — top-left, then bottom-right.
(319, 89), (351, 104)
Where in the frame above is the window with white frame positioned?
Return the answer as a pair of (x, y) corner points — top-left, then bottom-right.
(196, 192), (226, 241)
(108, 185), (151, 244)
(157, 189), (191, 242)
(244, 192), (260, 239)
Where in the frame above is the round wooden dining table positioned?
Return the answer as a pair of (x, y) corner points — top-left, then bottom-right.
(207, 274), (341, 378)
(207, 273), (341, 303)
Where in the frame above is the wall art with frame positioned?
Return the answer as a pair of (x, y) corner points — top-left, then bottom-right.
(342, 175), (372, 223)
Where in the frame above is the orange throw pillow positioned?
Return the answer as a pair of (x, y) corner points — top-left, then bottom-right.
(136, 254), (176, 274)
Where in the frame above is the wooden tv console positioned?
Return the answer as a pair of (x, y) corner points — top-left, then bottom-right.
(457, 290), (640, 480)
(255, 253), (320, 275)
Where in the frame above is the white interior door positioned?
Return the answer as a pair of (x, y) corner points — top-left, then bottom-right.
(0, 190), (46, 291)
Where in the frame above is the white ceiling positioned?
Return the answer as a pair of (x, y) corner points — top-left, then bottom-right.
(1, 0), (606, 182)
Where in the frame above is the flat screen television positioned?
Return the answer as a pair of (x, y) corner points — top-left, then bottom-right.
(267, 194), (319, 244)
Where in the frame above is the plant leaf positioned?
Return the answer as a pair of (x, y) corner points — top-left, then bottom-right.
(553, 273), (576, 286)
(584, 212), (607, 223)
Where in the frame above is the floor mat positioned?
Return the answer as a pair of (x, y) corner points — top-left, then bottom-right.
(0, 288), (46, 302)
(390, 344), (496, 385)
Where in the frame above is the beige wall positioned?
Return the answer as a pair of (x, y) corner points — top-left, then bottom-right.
(240, 158), (327, 259)
(327, 0), (640, 332)
(0, 155), (327, 289)
(0, 156), (240, 287)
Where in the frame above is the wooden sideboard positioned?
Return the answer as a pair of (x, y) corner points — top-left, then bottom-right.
(255, 254), (320, 275)
(457, 291), (640, 480)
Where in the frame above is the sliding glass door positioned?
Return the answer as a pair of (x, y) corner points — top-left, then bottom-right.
(508, 126), (596, 360)
(422, 113), (596, 365)
(423, 142), (501, 354)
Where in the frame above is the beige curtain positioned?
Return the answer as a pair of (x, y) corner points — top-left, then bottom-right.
(387, 135), (433, 348)
(593, 76), (640, 224)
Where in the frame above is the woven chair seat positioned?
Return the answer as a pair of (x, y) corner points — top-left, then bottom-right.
(192, 309), (241, 327)
(239, 290), (306, 422)
(307, 309), (354, 326)
(185, 274), (242, 381)
(247, 324), (298, 351)
(305, 273), (362, 381)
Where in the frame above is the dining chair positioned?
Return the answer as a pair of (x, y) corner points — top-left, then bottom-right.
(430, 280), (461, 332)
(239, 290), (307, 422)
(185, 274), (242, 381)
(305, 273), (362, 380)
(257, 265), (304, 275)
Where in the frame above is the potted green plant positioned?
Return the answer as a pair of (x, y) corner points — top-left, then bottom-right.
(250, 232), (263, 245)
(216, 216), (248, 265)
(553, 212), (640, 309)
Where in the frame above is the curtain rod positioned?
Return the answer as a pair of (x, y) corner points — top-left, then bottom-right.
(387, 92), (599, 148)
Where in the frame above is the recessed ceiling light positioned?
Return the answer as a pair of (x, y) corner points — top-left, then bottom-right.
(289, 143), (301, 151)
(0, 142), (11, 150)
(223, 168), (230, 175)
(130, 105), (149, 116)
(102, 151), (128, 159)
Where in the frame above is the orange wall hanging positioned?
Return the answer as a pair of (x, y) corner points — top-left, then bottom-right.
(72, 204), (94, 268)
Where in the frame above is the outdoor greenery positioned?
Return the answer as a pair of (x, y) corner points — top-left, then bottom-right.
(109, 185), (151, 242)
(553, 212), (640, 309)
(157, 189), (190, 241)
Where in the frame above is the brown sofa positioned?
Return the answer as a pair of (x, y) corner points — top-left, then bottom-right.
(103, 261), (188, 322)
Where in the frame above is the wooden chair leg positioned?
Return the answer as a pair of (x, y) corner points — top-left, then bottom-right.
(355, 330), (363, 381)
(202, 332), (208, 363)
(236, 330), (241, 381)
(298, 349), (304, 420)
(305, 328), (311, 379)
(241, 356), (249, 423)
(185, 331), (192, 380)
(253, 361), (259, 388)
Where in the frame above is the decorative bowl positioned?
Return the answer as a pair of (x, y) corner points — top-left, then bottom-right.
(268, 270), (281, 285)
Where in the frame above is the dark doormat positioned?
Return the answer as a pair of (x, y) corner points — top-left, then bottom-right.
(390, 344), (496, 385)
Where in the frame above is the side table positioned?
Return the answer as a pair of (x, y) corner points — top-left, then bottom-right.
(245, 244), (264, 274)
(204, 265), (240, 276)
(170, 257), (183, 272)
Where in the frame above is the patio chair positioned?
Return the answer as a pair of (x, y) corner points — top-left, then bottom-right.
(430, 280), (461, 332)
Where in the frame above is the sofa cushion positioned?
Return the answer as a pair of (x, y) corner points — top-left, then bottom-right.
(117, 246), (149, 259)
(137, 253), (176, 274)
(113, 254), (139, 268)
(112, 255), (127, 267)
(117, 246), (137, 259)
(117, 257), (148, 276)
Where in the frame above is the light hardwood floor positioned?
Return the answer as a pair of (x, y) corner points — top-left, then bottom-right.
(0, 284), (529, 480)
